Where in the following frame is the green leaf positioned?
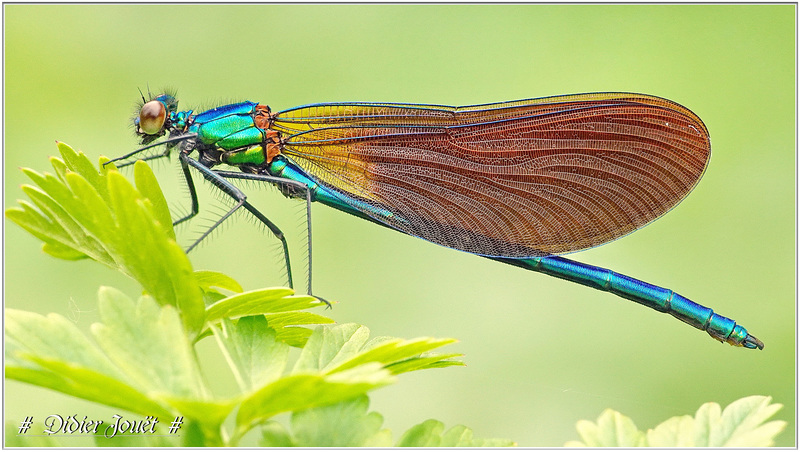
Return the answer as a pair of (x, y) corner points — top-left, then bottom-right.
(396, 420), (515, 447)
(236, 363), (394, 434)
(362, 427), (395, 447)
(263, 311), (334, 329)
(5, 200), (87, 260)
(58, 141), (107, 197)
(5, 308), (120, 376)
(63, 171), (115, 242)
(438, 424), (513, 447)
(326, 336), (459, 375)
(14, 357), (173, 420)
(263, 311), (335, 346)
(214, 316), (290, 392)
(289, 395), (387, 447)
(5, 308), (172, 419)
(204, 288), (334, 348)
(21, 170), (96, 240)
(457, 424), (487, 447)
(691, 396), (786, 447)
(41, 241), (89, 260)
(194, 270), (244, 294)
(293, 324), (462, 376)
(105, 171), (204, 333)
(133, 160), (174, 240)
(645, 415), (695, 447)
(164, 398), (237, 437)
(259, 421), (295, 447)
(180, 419), (210, 447)
(205, 288), (324, 322)
(20, 181), (111, 263)
(566, 396), (786, 447)
(7, 144), (205, 334)
(566, 409), (645, 447)
(50, 155), (69, 182)
(272, 326), (314, 348)
(91, 287), (207, 400)
(292, 324), (370, 373)
(397, 419), (445, 446)
(385, 353), (465, 374)
(258, 395), (512, 447)
(5, 288), (251, 429)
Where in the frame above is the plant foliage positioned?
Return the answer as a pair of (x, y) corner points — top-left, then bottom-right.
(4, 144), (496, 447)
(565, 395), (786, 447)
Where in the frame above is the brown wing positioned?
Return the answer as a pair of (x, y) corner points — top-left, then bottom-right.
(271, 93), (710, 258)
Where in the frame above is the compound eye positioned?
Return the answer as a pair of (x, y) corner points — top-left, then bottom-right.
(139, 100), (167, 135)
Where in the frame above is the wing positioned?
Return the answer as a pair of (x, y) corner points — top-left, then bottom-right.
(271, 92), (711, 258)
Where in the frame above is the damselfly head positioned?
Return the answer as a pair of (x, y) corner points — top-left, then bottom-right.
(134, 93), (179, 144)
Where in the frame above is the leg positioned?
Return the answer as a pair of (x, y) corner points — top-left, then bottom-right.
(181, 155), (294, 291)
(173, 156), (200, 226)
(104, 134), (198, 168)
(213, 170), (325, 304)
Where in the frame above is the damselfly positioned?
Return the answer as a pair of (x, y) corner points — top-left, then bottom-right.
(107, 92), (763, 349)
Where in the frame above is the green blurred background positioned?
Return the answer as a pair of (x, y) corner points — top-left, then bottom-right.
(4, 4), (795, 447)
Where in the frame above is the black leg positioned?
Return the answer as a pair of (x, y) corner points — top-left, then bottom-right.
(110, 150), (170, 169)
(104, 134), (198, 168)
(181, 155), (294, 291)
(173, 156), (200, 226)
(213, 170), (328, 306)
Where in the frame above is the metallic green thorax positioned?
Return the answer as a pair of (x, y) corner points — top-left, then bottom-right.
(225, 146), (269, 166)
(187, 101), (269, 162)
